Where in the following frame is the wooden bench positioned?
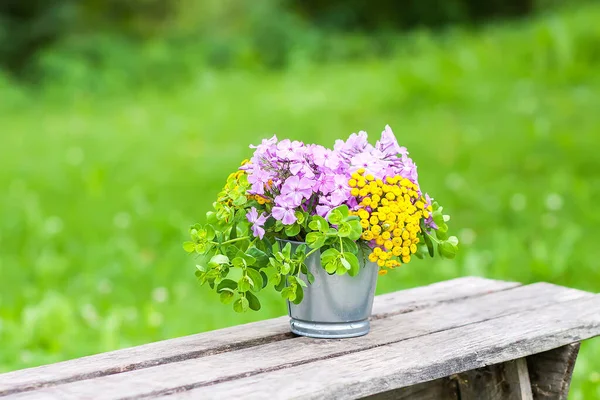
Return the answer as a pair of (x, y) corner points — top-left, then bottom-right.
(1, 277), (599, 399)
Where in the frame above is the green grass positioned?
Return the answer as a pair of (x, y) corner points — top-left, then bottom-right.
(1, 4), (600, 398)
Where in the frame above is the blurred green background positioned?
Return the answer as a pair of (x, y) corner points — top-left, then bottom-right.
(1, 0), (599, 397)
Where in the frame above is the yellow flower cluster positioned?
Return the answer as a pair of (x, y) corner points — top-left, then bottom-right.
(348, 169), (432, 275)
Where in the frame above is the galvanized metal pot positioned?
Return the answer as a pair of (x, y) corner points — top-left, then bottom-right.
(282, 240), (378, 339)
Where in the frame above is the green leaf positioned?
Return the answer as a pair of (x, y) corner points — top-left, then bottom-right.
(204, 225), (216, 240)
(342, 238), (358, 254)
(233, 297), (249, 313)
(336, 205), (350, 220)
(274, 275), (287, 292)
(423, 233), (435, 258)
(337, 222), (352, 237)
(239, 251), (256, 267)
(285, 224), (301, 237)
(281, 286), (296, 302)
(195, 269), (205, 281)
(324, 261), (337, 274)
(282, 242), (292, 259)
(246, 247), (269, 268)
(280, 262), (291, 275)
(246, 268), (264, 291)
(233, 195), (247, 206)
(272, 241), (280, 254)
(320, 248), (340, 265)
(294, 244), (307, 257)
(260, 271), (268, 288)
(292, 284), (304, 305)
(296, 278), (308, 288)
(308, 216), (329, 233)
(238, 276), (251, 292)
(225, 245), (239, 260)
(245, 291), (261, 311)
(273, 220), (285, 232)
(269, 273), (281, 287)
(346, 220), (363, 241)
(340, 257), (351, 270)
(343, 252), (360, 277)
(327, 208), (343, 225)
(295, 211), (307, 225)
(436, 226), (449, 241)
(306, 272), (315, 284)
(300, 263), (308, 274)
(232, 257), (246, 269)
(209, 254), (230, 267)
(306, 232), (326, 249)
(206, 212), (218, 225)
(432, 210), (445, 226)
(196, 264), (207, 273)
(183, 241), (196, 252)
(217, 279), (238, 293)
(219, 291), (234, 304)
(195, 243), (208, 253)
(440, 241), (457, 259)
(447, 236), (459, 246)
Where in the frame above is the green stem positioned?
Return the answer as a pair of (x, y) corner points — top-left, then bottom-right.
(216, 236), (251, 246)
(306, 247), (320, 258)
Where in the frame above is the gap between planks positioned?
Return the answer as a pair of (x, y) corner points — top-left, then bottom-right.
(0, 277), (518, 397)
(8, 282), (593, 400)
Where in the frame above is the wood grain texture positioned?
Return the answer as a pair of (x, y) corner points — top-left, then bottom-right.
(363, 377), (458, 400)
(9, 283), (591, 400)
(456, 358), (533, 400)
(0, 277), (517, 396)
(527, 343), (580, 400)
(164, 294), (600, 400)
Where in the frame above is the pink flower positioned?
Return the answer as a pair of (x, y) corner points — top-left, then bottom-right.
(376, 125), (407, 157)
(246, 207), (268, 239)
(271, 205), (297, 225)
(279, 176), (314, 207)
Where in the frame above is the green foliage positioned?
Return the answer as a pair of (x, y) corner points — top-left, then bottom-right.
(0, 0), (586, 79)
(1, 4), (600, 397)
(418, 201), (459, 260)
(185, 195), (367, 313)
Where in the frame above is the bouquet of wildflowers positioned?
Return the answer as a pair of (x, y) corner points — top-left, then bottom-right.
(184, 126), (458, 312)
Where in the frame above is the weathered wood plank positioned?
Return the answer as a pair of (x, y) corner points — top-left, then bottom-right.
(0, 277), (517, 396)
(164, 294), (600, 400)
(527, 343), (580, 400)
(370, 276), (520, 318)
(10, 283), (590, 400)
(364, 377), (458, 400)
(456, 358), (533, 400)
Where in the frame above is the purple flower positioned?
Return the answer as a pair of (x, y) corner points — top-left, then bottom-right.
(316, 204), (332, 218)
(250, 135), (278, 150)
(276, 139), (305, 162)
(279, 176), (314, 207)
(272, 205), (297, 225)
(246, 166), (272, 195)
(246, 207), (268, 239)
(334, 131), (372, 159)
(329, 175), (350, 205)
(376, 125), (407, 157)
(313, 174), (336, 195)
(311, 145), (342, 170)
(350, 152), (386, 178)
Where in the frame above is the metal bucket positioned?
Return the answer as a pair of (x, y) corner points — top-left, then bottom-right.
(282, 240), (378, 339)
